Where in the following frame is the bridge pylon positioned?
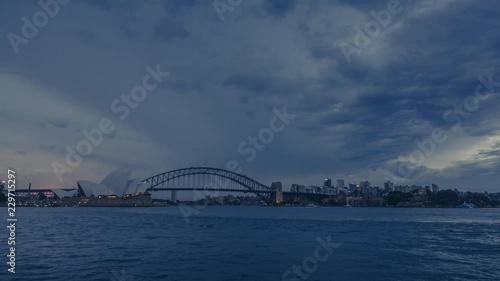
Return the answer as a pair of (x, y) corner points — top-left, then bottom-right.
(270, 181), (283, 203)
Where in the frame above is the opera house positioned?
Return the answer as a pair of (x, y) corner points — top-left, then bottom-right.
(76, 169), (152, 206)
(52, 189), (79, 199)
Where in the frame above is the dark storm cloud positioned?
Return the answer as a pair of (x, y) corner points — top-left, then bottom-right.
(48, 118), (71, 129)
(86, 0), (113, 12)
(223, 73), (301, 97)
(262, 0), (297, 17)
(163, 0), (199, 15)
(154, 20), (190, 40)
(39, 145), (56, 152)
(125, 137), (144, 143)
(75, 30), (96, 45)
(0, 70), (20, 75)
(80, 0), (139, 13)
(478, 149), (500, 159)
(326, 0), (393, 10)
(2, 0), (500, 190)
(421, 152), (500, 190)
(273, 0), (500, 186)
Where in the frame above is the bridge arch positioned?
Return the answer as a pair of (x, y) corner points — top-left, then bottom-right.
(142, 167), (271, 200)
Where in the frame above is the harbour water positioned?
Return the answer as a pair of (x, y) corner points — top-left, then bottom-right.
(1, 207), (499, 280)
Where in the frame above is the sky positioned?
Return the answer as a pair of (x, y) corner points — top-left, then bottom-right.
(1, 0), (500, 192)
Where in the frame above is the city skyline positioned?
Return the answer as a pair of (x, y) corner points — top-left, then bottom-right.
(1, 0), (500, 192)
(0, 164), (466, 195)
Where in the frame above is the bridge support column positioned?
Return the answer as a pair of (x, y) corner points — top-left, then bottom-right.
(171, 190), (177, 203)
(270, 182), (283, 204)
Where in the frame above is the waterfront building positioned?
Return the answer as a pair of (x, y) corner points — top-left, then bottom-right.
(76, 169), (152, 206)
(52, 189), (78, 199)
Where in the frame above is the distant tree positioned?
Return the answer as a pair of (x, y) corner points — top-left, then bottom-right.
(425, 189), (433, 197)
(433, 189), (460, 207)
(464, 192), (491, 207)
(0, 181), (7, 203)
(385, 191), (413, 207)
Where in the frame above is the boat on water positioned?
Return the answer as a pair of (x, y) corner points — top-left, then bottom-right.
(306, 203), (319, 208)
(456, 202), (477, 208)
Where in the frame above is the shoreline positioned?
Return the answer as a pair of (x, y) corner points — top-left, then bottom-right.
(0, 204), (496, 209)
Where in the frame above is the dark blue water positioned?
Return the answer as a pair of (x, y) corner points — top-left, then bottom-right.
(1, 206), (499, 281)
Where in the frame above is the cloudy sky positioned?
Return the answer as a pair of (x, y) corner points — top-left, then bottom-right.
(1, 0), (499, 192)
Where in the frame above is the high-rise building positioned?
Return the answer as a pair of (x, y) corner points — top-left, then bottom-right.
(337, 179), (345, 189)
(359, 181), (371, 188)
(291, 184), (306, 193)
(384, 180), (394, 192)
(431, 183), (439, 193)
(324, 178), (332, 188)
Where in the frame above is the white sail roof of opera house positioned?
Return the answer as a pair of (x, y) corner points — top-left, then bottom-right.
(77, 169), (149, 197)
(100, 169), (132, 196)
(78, 180), (116, 197)
(51, 189), (79, 199)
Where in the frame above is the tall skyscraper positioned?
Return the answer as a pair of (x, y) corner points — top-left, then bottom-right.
(337, 179), (345, 189)
(384, 180), (394, 192)
(431, 183), (439, 193)
(324, 178), (332, 188)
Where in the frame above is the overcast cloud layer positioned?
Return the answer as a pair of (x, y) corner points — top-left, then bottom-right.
(1, 0), (500, 192)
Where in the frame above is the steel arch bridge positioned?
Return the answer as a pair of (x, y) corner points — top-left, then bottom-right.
(142, 167), (272, 201)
